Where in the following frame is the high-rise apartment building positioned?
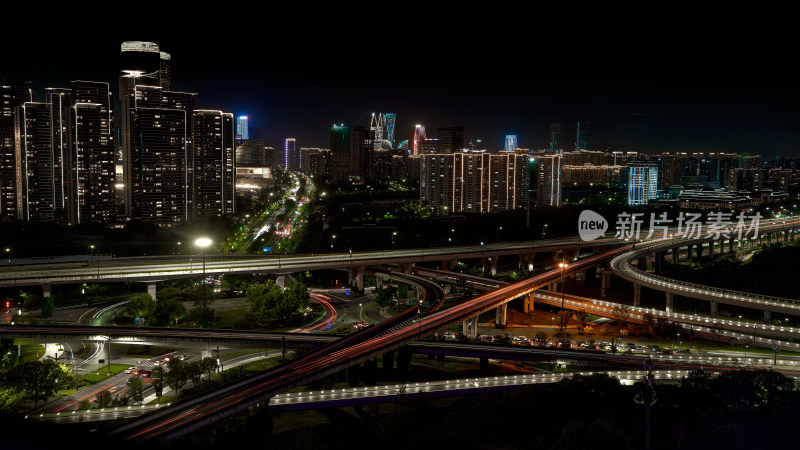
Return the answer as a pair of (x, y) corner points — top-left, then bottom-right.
(13, 102), (53, 221)
(549, 122), (562, 152)
(193, 110), (235, 218)
(420, 152), (527, 214)
(236, 139), (266, 167)
(624, 163), (659, 205)
(535, 154), (562, 206)
(1, 80), (33, 218)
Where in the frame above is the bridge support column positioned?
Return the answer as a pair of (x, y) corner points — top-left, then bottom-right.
(654, 252), (663, 274)
(601, 270), (612, 297)
(397, 263), (413, 274)
(470, 316), (479, 340)
(672, 246), (679, 263)
(695, 243), (703, 258)
(482, 257), (497, 276)
(710, 301), (717, 318)
(633, 283), (641, 306)
(785, 231), (790, 243)
(523, 293), (534, 314)
(275, 275), (286, 290)
(42, 283), (52, 298)
(729, 237), (735, 252)
(146, 282), (157, 299)
(375, 276), (383, 289)
(462, 320), (469, 336)
(764, 310), (772, 324)
(665, 292), (673, 312)
(686, 244), (692, 260)
(495, 303), (507, 328)
(637, 257), (646, 271)
(441, 259), (458, 271)
(519, 253), (536, 272)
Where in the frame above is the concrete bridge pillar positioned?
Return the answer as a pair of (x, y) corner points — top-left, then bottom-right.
(470, 316), (479, 340)
(441, 259), (458, 271)
(397, 263), (413, 274)
(42, 283), (52, 298)
(764, 310), (772, 324)
(785, 230), (790, 243)
(375, 276), (383, 289)
(665, 292), (673, 312)
(519, 253), (536, 272)
(695, 243), (703, 258)
(710, 301), (717, 318)
(462, 320), (469, 336)
(672, 246), (679, 263)
(636, 257), (646, 271)
(146, 282), (157, 299)
(495, 303), (508, 328)
(276, 275), (286, 290)
(686, 244), (693, 260)
(729, 237), (735, 252)
(654, 252), (663, 274)
(523, 293), (534, 314)
(348, 266), (365, 291)
(633, 283), (641, 306)
(600, 270), (612, 297)
(482, 257), (497, 276)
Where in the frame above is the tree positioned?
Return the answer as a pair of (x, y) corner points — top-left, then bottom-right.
(128, 293), (156, 321)
(41, 296), (54, 318)
(247, 281), (283, 322)
(374, 286), (397, 307)
(0, 339), (20, 372)
(10, 360), (65, 406)
(154, 298), (186, 326)
(187, 361), (203, 386)
(188, 306), (215, 326)
(575, 311), (589, 333)
(95, 389), (113, 408)
(127, 377), (144, 405)
(201, 357), (218, 380)
(187, 284), (216, 308)
(156, 287), (184, 303)
(397, 283), (408, 299)
(284, 282), (310, 310)
(291, 344), (313, 360)
(611, 304), (631, 326)
(165, 359), (188, 396)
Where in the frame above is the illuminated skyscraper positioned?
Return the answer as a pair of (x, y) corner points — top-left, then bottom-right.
(575, 121), (589, 150)
(624, 163), (658, 206)
(120, 41), (161, 85)
(237, 115), (249, 141)
(504, 134), (518, 152)
(283, 138), (297, 170)
(159, 52), (171, 90)
(420, 152), (527, 214)
(13, 102), (53, 221)
(0, 80), (33, 218)
(193, 110), (235, 217)
(549, 122), (562, 152)
(384, 113), (396, 148)
(412, 125), (425, 156)
(536, 154), (562, 206)
(438, 126), (464, 153)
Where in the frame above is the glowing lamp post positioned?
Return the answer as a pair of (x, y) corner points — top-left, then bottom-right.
(195, 237), (212, 328)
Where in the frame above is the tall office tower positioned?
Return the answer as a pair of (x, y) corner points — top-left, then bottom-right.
(575, 121), (589, 150)
(349, 125), (371, 182)
(330, 124), (350, 181)
(549, 122), (562, 152)
(159, 52), (171, 90)
(120, 41), (162, 84)
(420, 152), (527, 214)
(283, 138), (298, 170)
(658, 152), (685, 188)
(368, 149), (391, 181)
(236, 139), (266, 167)
(369, 113), (384, 150)
(536, 154), (562, 206)
(384, 113), (396, 148)
(264, 146), (275, 167)
(624, 163), (659, 206)
(419, 138), (440, 154)
(438, 126), (464, 153)
(300, 148), (330, 177)
(236, 115), (249, 141)
(412, 124), (425, 156)
(0, 80), (33, 218)
(193, 110), (235, 218)
(504, 134), (518, 152)
(128, 89), (196, 225)
(13, 102), (54, 221)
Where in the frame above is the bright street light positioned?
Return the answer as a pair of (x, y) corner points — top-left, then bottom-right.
(195, 238), (212, 327)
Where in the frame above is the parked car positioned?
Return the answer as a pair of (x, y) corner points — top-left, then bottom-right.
(124, 366), (136, 374)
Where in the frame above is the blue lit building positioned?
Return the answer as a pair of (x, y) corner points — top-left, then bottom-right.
(504, 134), (518, 152)
(236, 115), (249, 141)
(624, 163), (659, 205)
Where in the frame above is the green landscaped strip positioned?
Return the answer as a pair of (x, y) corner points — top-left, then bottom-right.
(19, 344), (46, 362)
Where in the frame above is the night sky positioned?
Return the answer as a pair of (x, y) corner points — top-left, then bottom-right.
(4, 27), (799, 158)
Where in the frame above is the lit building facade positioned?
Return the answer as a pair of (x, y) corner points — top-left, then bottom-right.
(535, 154), (562, 206)
(193, 110), (235, 218)
(624, 163), (659, 205)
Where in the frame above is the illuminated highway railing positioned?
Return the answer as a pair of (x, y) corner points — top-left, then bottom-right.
(534, 291), (800, 351)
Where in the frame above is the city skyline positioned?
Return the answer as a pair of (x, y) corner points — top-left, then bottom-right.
(4, 35), (800, 158)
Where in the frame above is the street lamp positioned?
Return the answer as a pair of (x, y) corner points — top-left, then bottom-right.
(195, 237), (212, 328)
(4, 248), (10, 271)
(497, 226), (503, 243)
(392, 231), (397, 250)
(331, 235), (336, 252)
(558, 261), (569, 318)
